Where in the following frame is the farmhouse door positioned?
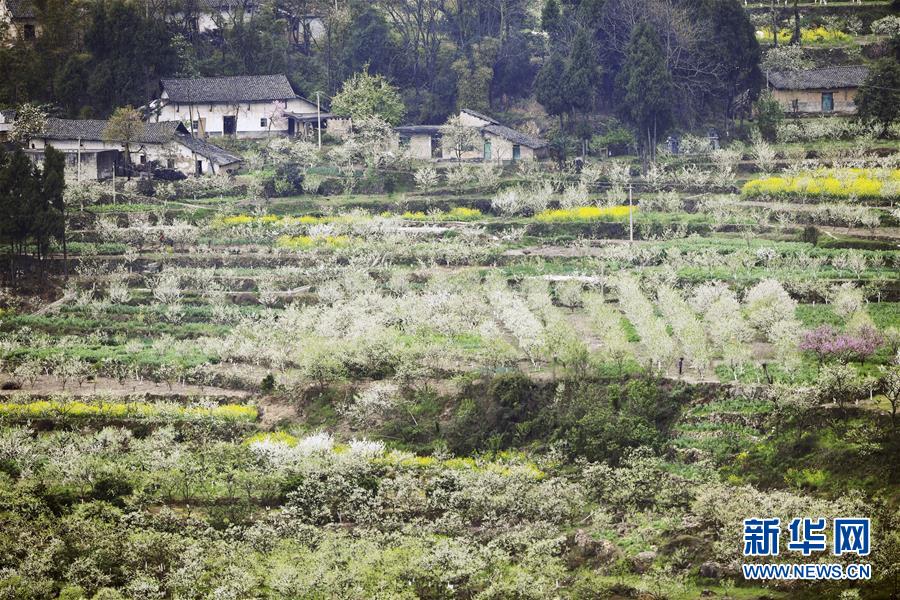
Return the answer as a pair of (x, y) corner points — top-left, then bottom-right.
(483, 140), (492, 161)
(288, 117), (295, 136)
(821, 92), (834, 113)
(223, 115), (237, 135)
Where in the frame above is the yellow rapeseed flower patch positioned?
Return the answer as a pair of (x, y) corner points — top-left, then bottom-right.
(276, 235), (351, 250)
(0, 400), (257, 422)
(399, 207), (483, 222)
(755, 27), (851, 45)
(742, 170), (898, 200)
(535, 205), (633, 223)
(209, 404), (259, 421)
(215, 214), (333, 228)
(445, 207), (482, 221)
(244, 431), (300, 446)
(220, 215), (255, 226)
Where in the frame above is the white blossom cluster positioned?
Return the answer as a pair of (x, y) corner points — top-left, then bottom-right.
(656, 286), (712, 376)
(614, 275), (675, 372)
(488, 282), (545, 364)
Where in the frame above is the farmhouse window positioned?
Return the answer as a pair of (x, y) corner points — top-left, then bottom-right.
(791, 99), (799, 113)
(23, 24), (35, 40)
(260, 118), (268, 128)
(167, 159), (175, 169)
(821, 92), (834, 113)
(512, 145), (521, 160)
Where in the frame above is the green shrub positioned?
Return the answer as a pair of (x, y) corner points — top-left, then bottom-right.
(755, 91), (784, 142)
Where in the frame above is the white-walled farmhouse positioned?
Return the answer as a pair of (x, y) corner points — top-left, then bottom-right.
(152, 74), (320, 139)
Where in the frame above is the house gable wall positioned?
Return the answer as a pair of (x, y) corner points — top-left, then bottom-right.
(458, 112), (492, 128)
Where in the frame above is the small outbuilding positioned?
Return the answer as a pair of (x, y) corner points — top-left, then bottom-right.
(767, 66), (869, 115)
(397, 109), (547, 163)
(25, 118), (242, 180)
(0, 0), (38, 42)
(25, 148), (119, 182)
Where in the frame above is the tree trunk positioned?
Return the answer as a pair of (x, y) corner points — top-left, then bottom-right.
(62, 219), (68, 280)
(771, 0), (778, 48)
(791, 0), (801, 46)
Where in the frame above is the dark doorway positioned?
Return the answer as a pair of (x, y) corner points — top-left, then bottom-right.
(223, 115), (236, 135)
(196, 160), (203, 175)
(431, 135), (441, 158)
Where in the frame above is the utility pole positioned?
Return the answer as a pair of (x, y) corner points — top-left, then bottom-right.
(316, 91), (322, 149)
(628, 183), (634, 243)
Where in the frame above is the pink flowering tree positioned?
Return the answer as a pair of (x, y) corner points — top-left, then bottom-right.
(799, 325), (883, 364)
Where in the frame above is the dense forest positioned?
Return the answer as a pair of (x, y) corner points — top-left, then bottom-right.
(0, 0), (762, 140)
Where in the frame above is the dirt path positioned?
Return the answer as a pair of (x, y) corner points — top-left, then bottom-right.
(819, 226), (900, 242)
(503, 242), (644, 258)
(0, 375), (250, 399)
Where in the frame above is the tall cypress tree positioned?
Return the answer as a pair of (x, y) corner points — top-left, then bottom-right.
(618, 22), (673, 163)
(535, 51), (568, 127)
(42, 146), (67, 277)
(856, 59), (900, 132)
(563, 28), (600, 117)
(696, 0), (762, 133)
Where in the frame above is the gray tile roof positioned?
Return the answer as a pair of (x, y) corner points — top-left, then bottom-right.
(39, 118), (188, 144)
(460, 108), (500, 125)
(0, 109), (16, 123)
(285, 111), (335, 122)
(768, 66), (869, 90)
(174, 132), (243, 165)
(483, 123), (547, 149)
(4, 0), (35, 19)
(195, 0), (257, 9)
(395, 125), (443, 135)
(160, 74), (298, 103)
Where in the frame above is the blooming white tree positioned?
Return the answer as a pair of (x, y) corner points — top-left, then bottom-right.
(487, 282), (545, 364)
(150, 271), (182, 305)
(695, 285), (753, 381)
(615, 275), (675, 373)
(584, 294), (634, 371)
(657, 286), (712, 377)
(743, 279), (797, 337)
(829, 282), (866, 320)
(414, 166), (439, 190)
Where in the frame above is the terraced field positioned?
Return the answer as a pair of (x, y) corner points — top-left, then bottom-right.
(2, 135), (900, 598)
